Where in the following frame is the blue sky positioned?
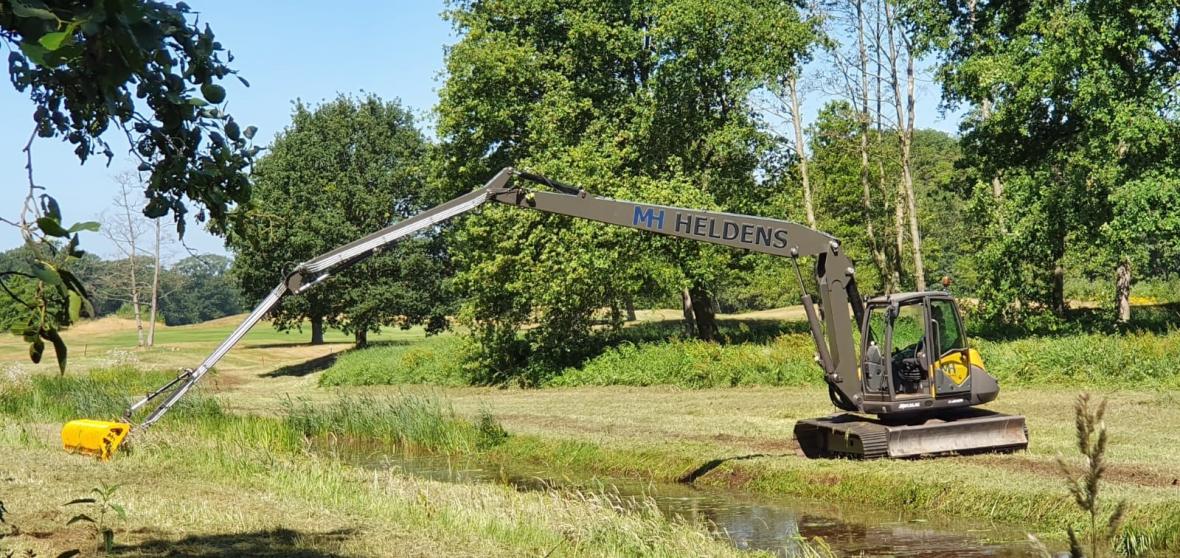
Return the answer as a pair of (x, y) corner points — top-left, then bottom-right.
(0, 1), (962, 260)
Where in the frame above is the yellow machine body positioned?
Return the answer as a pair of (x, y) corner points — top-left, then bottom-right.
(62, 419), (131, 460)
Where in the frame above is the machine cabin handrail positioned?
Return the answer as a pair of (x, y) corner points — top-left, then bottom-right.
(131, 167), (865, 430)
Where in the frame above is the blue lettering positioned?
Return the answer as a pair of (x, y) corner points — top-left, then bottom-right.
(633, 206), (665, 230)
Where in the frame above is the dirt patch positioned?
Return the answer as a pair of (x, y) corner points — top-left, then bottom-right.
(974, 455), (1180, 488)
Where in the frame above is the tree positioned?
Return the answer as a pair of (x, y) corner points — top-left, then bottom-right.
(934, 0), (1180, 325)
(437, 0), (817, 381)
(2, 0), (256, 369)
(101, 173), (150, 346)
(228, 95), (445, 347)
(158, 254), (242, 326)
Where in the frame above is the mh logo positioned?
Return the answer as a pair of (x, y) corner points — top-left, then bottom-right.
(632, 206), (665, 230)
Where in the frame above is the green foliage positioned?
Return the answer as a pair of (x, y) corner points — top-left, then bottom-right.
(934, 0), (1180, 326)
(438, 0), (819, 380)
(0, 217), (95, 374)
(228, 95), (446, 344)
(157, 255), (243, 326)
(64, 482), (125, 555)
(2, 0), (258, 230)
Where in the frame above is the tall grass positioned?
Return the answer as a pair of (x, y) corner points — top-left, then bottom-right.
(282, 394), (507, 454)
(0, 366), (507, 458)
(0, 365), (223, 423)
(318, 336), (472, 387)
(548, 334), (819, 388)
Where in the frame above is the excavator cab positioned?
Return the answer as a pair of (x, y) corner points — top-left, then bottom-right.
(858, 292), (999, 413)
(860, 293), (990, 404)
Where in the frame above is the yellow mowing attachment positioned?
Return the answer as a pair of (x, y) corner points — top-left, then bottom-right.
(61, 419), (132, 460)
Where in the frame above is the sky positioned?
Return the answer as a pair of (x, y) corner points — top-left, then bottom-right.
(0, 1), (964, 261)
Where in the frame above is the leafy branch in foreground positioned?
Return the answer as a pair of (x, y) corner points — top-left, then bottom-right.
(2, 0), (260, 232)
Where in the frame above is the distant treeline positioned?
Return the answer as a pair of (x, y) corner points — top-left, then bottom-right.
(0, 248), (242, 328)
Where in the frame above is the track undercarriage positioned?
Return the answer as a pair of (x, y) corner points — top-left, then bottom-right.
(794, 408), (1028, 459)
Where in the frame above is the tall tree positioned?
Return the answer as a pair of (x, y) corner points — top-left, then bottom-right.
(229, 95), (445, 347)
(882, 0), (926, 291)
(437, 0), (816, 380)
(934, 0), (1180, 324)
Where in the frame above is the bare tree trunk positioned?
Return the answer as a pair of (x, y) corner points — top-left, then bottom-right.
(894, 173), (906, 291)
(625, 298), (637, 322)
(310, 315), (325, 345)
(1116, 259), (1132, 323)
(681, 287), (696, 337)
(689, 285), (718, 342)
(856, 0), (889, 285)
(884, 0), (926, 291)
(147, 218), (161, 347)
(787, 75), (817, 230)
(873, 4), (901, 293)
(355, 328), (368, 348)
(125, 204), (143, 348)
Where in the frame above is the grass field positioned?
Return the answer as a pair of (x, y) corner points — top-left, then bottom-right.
(2, 310), (1180, 556)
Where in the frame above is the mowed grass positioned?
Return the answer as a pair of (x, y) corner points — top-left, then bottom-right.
(4, 308), (1180, 554)
(0, 369), (764, 558)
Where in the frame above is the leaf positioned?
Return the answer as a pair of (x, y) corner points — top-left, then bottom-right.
(37, 217), (70, 237)
(29, 339), (44, 364)
(38, 31), (70, 51)
(32, 261), (63, 287)
(187, 97), (208, 107)
(63, 498), (96, 506)
(10, 0), (58, 21)
(109, 503), (126, 519)
(201, 83), (226, 104)
(237, 75), (250, 87)
(41, 194), (62, 221)
(65, 513), (94, 526)
(224, 121), (241, 141)
(42, 327), (67, 374)
(18, 42), (48, 65)
(243, 125), (258, 140)
(68, 291), (82, 322)
(66, 221), (100, 233)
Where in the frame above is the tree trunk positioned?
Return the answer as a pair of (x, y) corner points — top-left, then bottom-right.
(129, 222), (143, 348)
(894, 174), (906, 292)
(354, 328), (368, 349)
(885, 0), (926, 291)
(625, 298), (637, 322)
(855, 0), (889, 286)
(1116, 259), (1132, 323)
(147, 219), (161, 348)
(689, 285), (718, 342)
(310, 315), (325, 345)
(787, 75), (816, 230)
(681, 287), (696, 337)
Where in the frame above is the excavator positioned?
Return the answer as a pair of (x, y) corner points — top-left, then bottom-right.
(61, 168), (1028, 460)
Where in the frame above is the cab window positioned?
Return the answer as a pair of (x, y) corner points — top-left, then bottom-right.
(891, 300), (926, 355)
(930, 299), (966, 355)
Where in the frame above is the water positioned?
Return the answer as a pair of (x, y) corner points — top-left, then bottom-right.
(346, 449), (1054, 557)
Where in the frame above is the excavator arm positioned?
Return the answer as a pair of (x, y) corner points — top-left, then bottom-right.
(62, 167), (866, 459)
